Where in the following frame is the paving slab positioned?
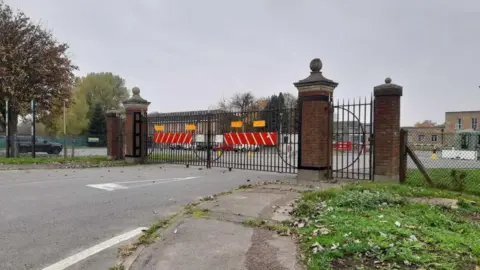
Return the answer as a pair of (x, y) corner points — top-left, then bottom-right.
(129, 183), (309, 270)
(131, 218), (253, 270)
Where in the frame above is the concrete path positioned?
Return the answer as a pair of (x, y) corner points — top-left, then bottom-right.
(127, 183), (341, 270)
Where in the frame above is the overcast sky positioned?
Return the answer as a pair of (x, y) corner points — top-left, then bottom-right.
(6, 0), (480, 126)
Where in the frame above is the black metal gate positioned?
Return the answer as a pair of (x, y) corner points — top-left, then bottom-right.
(331, 97), (374, 180)
(146, 105), (299, 173)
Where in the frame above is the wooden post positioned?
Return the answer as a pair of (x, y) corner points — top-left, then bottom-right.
(399, 129), (407, 183)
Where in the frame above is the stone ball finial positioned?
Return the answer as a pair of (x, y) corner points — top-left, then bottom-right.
(310, 58), (322, 72)
(132, 87), (140, 95)
(385, 77), (392, 84)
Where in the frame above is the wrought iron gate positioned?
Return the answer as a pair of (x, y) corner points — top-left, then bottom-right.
(331, 97), (374, 180)
(146, 105), (299, 173)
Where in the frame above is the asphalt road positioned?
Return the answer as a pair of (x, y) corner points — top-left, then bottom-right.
(0, 165), (295, 270)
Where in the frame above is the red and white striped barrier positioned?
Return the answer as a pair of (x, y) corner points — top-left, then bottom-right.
(154, 132), (193, 144)
(223, 132), (277, 146)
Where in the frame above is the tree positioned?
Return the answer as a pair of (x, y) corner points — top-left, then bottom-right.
(76, 72), (130, 118)
(415, 120), (438, 127)
(229, 92), (256, 112)
(88, 104), (106, 135)
(282, 92), (298, 109)
(0, 2), (77, 135)
(261, 93), (289, 133)
(47, 85), (90, 135)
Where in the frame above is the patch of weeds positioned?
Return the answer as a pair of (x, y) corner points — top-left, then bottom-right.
(301, 188), (340, 202)
(242, 218), (292, 236)
(108, 264), (124, 270)
(215, 190), (233, 197)
(334, 189), (406, 210)
(118, 215), (175, 258)
(137, 218), (172, 245)
(238, 184), (253, 189)
(292, 183), (480, 270)
(449, 169), (468, 192)
(191, 208), (210, 218)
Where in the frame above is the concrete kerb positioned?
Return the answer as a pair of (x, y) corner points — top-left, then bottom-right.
(113, 179), (327, 270)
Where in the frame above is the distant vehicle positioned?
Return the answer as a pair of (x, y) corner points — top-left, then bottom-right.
(196, 142), (213, 151)
(16, 136), (63, 154)
(233, 144), (260, 152)
(169, 143), (184, 150)
(213, 144), (234, 152)
(183, 144), (196, 150)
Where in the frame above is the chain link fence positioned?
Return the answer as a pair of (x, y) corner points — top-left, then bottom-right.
(403, 128), (480, 195)
(0, 133), (107, 158)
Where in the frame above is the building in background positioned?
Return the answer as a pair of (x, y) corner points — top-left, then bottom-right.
(403, 110), (480, 150)
(444, 110), (479, 133)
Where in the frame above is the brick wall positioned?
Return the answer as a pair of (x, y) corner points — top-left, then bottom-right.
(373, 78), (403, 179)
(300, 99), (330, 167)
(374, 95), (400, 176)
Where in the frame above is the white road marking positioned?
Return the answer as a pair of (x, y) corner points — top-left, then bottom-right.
(114, 176), (199, 185)
(86, 183), (128, 191)
(87, 176), (201, 191)
(42, 227), (147, 270)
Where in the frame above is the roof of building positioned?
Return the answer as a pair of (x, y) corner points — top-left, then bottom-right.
(147, 109), (226, 118)
(445, 110), (480, 114)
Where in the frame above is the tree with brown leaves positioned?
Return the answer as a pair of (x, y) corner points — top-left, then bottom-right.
(0, 1), (77, 135)
(414, 120), (438, 128)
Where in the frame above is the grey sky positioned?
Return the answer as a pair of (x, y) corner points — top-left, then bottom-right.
(6, 0), (480, 126)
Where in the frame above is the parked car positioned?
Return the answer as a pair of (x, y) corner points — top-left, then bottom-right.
(183, 144), (196, 150)
(233, 144), (260, 152)
(196, 142), (213, 151)
(213, 144), (234, 151)
(16, 136), (63, 154)
(169, 143), (184, 150)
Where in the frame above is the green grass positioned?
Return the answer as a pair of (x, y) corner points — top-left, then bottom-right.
(0, 155), (109, 165)
(108, 265), (124, 270)
(293, 183), (480, 270)
(407, 168), (480, 196)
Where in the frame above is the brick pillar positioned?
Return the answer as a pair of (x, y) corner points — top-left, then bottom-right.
(122, 87), (150, 163)
(294, 58), (338, 182)
(106, 109), (120, 160)
(373, 78), (403, 180)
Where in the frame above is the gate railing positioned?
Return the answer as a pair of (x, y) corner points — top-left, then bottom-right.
(146, 105), (299, 173)
(331, 96), (374, 180)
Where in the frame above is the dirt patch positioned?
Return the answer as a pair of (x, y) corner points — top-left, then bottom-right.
(408, 197), (459, 209)
(462, 212), (480, 222)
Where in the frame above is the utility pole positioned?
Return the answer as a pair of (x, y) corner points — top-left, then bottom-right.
(63, 99), (68, 158)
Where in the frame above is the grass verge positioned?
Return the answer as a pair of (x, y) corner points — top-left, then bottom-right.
(407, 168), (480, 196)
(0, 155), (110, 165)
(293, 183), (480, 270)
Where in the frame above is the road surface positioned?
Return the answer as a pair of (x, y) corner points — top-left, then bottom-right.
(0, 165), (295, 270)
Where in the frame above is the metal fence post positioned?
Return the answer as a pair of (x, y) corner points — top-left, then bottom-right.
(206, 112), (212, 168)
